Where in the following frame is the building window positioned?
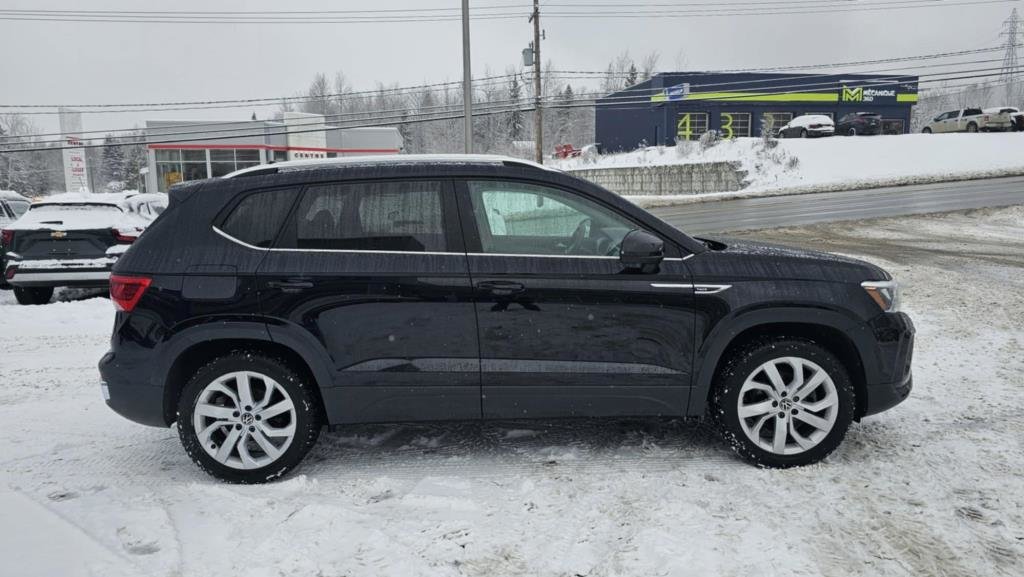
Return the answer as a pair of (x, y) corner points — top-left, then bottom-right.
(719, 112), (751, 138)
(211, 149), (261, 177)
(155, 150), (184, 192)
(762, 112), (794, 135)
(676, 112), (709, 141)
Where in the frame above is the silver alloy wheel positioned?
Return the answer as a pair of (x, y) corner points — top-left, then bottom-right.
(736, 356), (839, 455)
(192, 370), (297, 470)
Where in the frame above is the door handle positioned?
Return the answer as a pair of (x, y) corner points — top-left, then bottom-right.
(476, 280), (525, 297)
(267, 278), (314, 292)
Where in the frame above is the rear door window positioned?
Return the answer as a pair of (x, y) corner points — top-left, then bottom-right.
(220, 188), (299, 248)
(282, 180), (447, 252)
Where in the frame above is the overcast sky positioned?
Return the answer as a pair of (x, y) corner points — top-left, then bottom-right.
(0, 0), (1018, 134)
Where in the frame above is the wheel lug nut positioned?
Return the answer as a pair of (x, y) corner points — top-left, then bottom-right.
(255, 415), (262, 421)
(244, 405), (252, 412)
(778, 412), (785, 419)
(780, 392), (787, 397)
(232, 411), (239, 418)
(772, 401), (778, 407)
(235, 424), (242, 430)
(793, 396), (800, 402)
(791, 409), (799, 415)
(249, 426), (256, 432)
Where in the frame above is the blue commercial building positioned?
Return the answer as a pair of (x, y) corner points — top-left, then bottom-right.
(595, 72), (919, 152)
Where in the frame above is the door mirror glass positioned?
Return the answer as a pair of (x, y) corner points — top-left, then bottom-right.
(619, 229), (664, 273)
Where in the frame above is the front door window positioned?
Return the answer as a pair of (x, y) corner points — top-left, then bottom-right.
(466, 181), (635, 257)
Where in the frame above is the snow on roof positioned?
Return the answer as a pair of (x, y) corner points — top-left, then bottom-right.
(1, 190), (29, 201)
(223, 154), (559, 179)
(32, 192), (130, 206)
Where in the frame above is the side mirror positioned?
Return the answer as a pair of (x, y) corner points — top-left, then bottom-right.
(620, 229), (664, 273)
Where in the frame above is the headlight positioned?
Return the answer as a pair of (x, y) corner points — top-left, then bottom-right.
(861, 279), (900, 312)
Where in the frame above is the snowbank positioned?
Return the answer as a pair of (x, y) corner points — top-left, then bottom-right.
(554, 133), (1024, 200)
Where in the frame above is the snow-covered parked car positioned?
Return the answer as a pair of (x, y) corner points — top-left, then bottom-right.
(776, 115), (835, 138)
(1, 192), (167, 305)
(0, 190), (32, 289)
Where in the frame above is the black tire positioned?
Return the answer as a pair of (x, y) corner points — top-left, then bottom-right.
(799, 128), (808, 138)
(710, 337), (855, 468)
(848, 127), (857, 136)
(966, 122), (978, 133)
(922, 127), (932, 134)
(13, 286), (54, 305)
(177, 350), (323, 483)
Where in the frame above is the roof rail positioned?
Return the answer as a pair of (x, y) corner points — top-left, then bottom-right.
(223, 154), (557, 179)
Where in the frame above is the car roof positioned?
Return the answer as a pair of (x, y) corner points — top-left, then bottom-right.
(222, 154), (558, 179)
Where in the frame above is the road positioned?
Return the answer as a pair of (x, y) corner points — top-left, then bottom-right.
(649, 175), (1024, 234)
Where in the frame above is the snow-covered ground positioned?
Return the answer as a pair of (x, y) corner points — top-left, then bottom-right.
(2, 206), (1023, 577)
(555, 133), (1024, 201)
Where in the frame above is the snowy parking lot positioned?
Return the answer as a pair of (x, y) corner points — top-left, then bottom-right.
(2, 206), (1023, 577)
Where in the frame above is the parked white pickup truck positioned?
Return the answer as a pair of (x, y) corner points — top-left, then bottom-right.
(922, 108), (1015, 133)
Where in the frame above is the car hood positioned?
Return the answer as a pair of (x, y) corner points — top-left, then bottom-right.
(694, 236), (891, 284)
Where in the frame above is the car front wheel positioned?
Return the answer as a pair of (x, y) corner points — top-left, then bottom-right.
(13, 286), (54, 305)
(711, 338), (855, 468)
(177, 351), (323, 483)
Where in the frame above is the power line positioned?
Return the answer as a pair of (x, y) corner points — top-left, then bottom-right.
(2, 57), (1014, 145)
(0, 0), (1012, 24)
(4, 65), (1020, 154)
(1, 43), (1013, 115)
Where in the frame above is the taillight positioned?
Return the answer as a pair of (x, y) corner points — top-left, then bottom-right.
(109, 274), (151, 312)
(111, 227), (141, 244)
(1, 229), (13, 248)
(4, 265), (16, 280)
(810, 124), (822, 129)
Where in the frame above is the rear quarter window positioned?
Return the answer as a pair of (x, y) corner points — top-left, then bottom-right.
(220, 188), (299, 248)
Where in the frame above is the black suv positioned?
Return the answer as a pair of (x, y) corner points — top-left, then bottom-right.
(836, 112), (882, 136)
(99, 155), (914, 483)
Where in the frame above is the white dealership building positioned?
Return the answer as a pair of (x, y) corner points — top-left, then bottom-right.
(143, 112), (403, 192)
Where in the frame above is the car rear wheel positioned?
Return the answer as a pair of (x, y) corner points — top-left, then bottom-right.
(710, 337), (855, 468)
(799, 129), (808, 138)
(922, 127), (932, 134)
(13, 286), (54, 305)
(177, 351), (323, 483)
(967, 122), (978, 133)
(848, 127), (857, 136)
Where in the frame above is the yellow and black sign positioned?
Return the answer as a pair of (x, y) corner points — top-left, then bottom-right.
(842, 86), (863, 102)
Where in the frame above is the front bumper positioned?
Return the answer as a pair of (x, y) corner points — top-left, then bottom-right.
(861, 312), (915, 418)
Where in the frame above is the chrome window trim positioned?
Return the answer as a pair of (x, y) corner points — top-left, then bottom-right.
(650, 283), (694, 289)
(214, 226), (699, 261)
(212, 226), (463, 256)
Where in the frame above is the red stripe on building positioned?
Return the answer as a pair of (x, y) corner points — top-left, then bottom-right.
(148, 143), (400, 154)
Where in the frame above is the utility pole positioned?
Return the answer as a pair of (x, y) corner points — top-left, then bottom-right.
(1000, 8), (1022, 104)
(461, 0), (473, 153)
(530, 0), (543, 163)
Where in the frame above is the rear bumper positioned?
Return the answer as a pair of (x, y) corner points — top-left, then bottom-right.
(98, 350), (169, 427)
(5, 259), (113, 288)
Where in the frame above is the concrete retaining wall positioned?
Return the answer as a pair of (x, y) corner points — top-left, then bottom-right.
(566, 162), (747, 196)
